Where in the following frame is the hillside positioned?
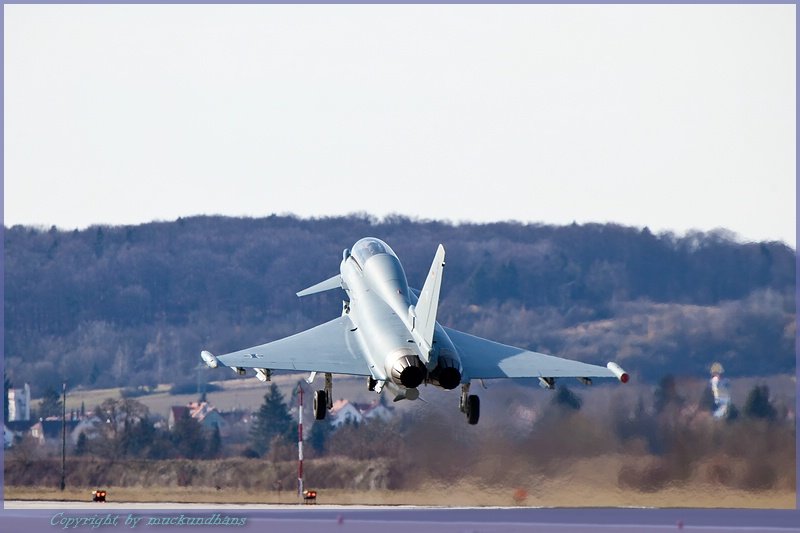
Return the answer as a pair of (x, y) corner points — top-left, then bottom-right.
(4, 214), (795, 396)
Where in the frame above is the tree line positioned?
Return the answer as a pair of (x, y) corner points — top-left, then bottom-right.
(3, 214), (795, 395)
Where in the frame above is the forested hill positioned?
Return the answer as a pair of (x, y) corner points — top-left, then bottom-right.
(4, 215), (795, 394)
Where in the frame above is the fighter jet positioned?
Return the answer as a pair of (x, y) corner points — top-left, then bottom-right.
(201, 237), (629, 424)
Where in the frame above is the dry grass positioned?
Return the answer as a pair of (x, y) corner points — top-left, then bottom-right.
(5, 483), (793, 509)
(6, 455), (794, 509)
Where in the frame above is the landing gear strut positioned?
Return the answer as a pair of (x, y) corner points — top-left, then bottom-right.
(459, 383), (480, 425)
(313, 373), (334, 420)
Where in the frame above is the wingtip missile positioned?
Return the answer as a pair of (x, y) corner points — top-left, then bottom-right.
(201, 350), (219, 369)
(607, 362), (629, 383)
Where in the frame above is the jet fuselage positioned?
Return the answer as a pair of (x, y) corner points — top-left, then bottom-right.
(339, 238), (462, 395)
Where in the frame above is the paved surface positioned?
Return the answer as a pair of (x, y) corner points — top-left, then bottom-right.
(3, 501), (799, 533)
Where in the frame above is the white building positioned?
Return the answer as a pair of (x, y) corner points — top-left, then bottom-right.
(329, 398), (394, 429)
(329, 399), (364, 428)
(8, 383), (31, 421)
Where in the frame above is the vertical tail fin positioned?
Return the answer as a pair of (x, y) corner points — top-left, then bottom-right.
(413, 244), (445, 349)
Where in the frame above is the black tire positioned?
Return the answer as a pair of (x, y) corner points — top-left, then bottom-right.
(467, 395), (480, 425)
(314, 390), (327, 420)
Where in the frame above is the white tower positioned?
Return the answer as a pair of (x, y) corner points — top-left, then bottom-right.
(8, 383), (31, 421)
(710, 363), (730, 419)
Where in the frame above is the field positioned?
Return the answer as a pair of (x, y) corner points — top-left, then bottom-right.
(58, 373), (797, 421)
(62, 374), (392, 419)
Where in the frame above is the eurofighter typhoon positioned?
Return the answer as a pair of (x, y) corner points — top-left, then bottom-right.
(202, 238), (629, 424)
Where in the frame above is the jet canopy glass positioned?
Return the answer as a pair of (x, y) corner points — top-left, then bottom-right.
(351, 237), (397, 266)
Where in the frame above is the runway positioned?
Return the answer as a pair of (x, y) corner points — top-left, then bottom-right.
(4, 501), (799, 533)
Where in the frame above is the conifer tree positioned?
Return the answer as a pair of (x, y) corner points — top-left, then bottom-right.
(172, 410), (206, 459)
(39, 385), (62, 418)
(249, 384), (292, 456)
(743, 384), (777, 421)
(552, 385), (582, 411)
(308, 419), (332, 455)
(75, 432), (88, 456)
(207, 424), (222, 459)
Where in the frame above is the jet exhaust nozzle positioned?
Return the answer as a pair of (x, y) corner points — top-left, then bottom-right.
(428, 354), (462, 390)
(400, 365), (425, 388)
(388, 351), (426, 389)
(436, 367), (461, 390)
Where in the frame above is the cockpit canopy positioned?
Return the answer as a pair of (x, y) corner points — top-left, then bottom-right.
(351, 237), (397, 267)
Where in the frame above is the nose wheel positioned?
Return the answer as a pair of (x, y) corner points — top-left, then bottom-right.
(459, 383), (480, 425)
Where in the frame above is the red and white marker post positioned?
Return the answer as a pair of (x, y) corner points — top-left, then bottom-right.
(297, 383), (304, 500)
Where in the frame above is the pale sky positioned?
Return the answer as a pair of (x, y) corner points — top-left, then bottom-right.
(4, 4), (796, 245)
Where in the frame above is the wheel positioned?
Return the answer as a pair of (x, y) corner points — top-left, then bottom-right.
(313, 390), (327, 420)
(466, 395), (480, 425)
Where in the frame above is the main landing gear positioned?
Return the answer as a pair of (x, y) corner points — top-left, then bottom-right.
(460, 383), (480, 425)
(313, 373), (334, 420)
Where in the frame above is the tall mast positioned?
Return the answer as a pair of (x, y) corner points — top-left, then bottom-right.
(297, 383), (304, 500)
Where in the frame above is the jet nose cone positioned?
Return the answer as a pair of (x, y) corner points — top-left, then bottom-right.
(400, 365), (425, 389)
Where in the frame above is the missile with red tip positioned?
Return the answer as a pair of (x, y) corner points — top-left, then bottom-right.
(607, 362), (630, 383)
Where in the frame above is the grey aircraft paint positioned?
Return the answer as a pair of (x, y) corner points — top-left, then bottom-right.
(202, 237), (628, 424)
